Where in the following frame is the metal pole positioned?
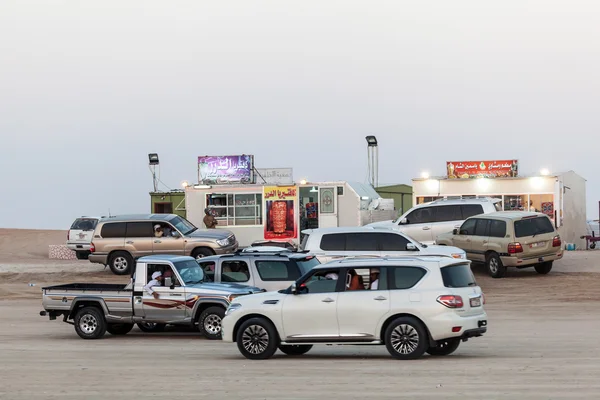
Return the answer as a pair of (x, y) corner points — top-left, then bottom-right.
(367, 146), (372, 186)
(374, 145), (379, 189)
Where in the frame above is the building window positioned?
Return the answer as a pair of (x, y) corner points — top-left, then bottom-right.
(416, 196), (443, 204)
(529, 194), (554, 217)
(206, 193), (263, 226)
(503, 195), (527, 211)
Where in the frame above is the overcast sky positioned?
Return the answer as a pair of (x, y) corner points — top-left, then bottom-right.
(1, 0), (598, 229)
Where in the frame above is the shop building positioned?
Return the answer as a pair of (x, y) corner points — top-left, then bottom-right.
(149, 190), (186, 218)
(413, 160), (587, 248)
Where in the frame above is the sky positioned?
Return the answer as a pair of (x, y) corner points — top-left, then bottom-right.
(1, 0), (599, 229)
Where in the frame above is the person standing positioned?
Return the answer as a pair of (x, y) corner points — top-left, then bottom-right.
(203, 208), (218, 229)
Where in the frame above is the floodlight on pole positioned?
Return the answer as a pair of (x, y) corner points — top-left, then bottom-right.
(365, 135), (379, 188)
(148, 153), (159, 192)
(148, 153), (159, 165)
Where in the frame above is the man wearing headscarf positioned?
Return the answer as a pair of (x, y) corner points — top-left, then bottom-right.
(203, 208), (218, 229)
(144, 271), (162, 299)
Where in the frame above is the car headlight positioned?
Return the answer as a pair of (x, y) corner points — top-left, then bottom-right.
(225, 303), (242, 316)
(216, 238), (229, 246)
(451, 253), (466, 259)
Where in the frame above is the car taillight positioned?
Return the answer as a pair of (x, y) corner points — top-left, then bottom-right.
(437, 295), (463, 308)
(482, 293), (486, 305)
(508, 243), (523, 254)
(552, 235), (561, 247)
(90, 243), (95, 253)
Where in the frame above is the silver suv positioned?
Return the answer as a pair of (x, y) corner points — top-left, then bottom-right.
(366, 198), (502, 244)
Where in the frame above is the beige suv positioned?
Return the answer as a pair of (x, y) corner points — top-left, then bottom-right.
(88, 214), (238, 275)
(436, 212), (563, 278)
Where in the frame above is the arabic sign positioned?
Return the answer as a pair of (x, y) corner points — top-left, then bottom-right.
(255, 168), (294, 185)
(264, 186), (298, 240)
(446, 160), (518, 179)
(198, 155), (254, 184)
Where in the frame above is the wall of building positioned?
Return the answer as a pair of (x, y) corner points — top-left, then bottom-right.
(412, 177), (556, 199)
(338, 182), (361, 226)
(375, 184), (413, 215)
(150, 192), (186, 218)
(559, 171), (587, 248)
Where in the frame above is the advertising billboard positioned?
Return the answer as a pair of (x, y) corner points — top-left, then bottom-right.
(198, 155), (254, 184)
(263, 186), (298, 240)
(446, 160), (518, 179)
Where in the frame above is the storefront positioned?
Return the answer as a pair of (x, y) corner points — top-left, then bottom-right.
(413, 160), (587, 247)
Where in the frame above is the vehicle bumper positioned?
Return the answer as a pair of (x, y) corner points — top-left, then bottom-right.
(428, 311), (488, 341)
(88, 253), (109, 265)
(66, 243), (91, 251)
(214, 242), (239, 255)
(220, 315), (236, 343)
(501, 251), (563, 267)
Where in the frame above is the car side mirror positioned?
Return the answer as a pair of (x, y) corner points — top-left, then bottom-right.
(453, 229), (458, 235)
(291, 282), (297, 295)
(406, 243), (418, 251)
(172, 231), (181, 238)
(399, 218), (408, 225)
(164, 277), (173, 288)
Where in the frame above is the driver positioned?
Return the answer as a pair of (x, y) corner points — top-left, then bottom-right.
(144, 271), (162, 299)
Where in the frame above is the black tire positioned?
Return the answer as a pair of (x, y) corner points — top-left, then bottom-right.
(426, 338), (461, 356)
(534, 261), (553, 275)
(236, 317), (279, 360)
(198, 306), (225, 340)
(384, 316), (428, 360)
(192, 247), (214, 260)
(75, 251), (89, 260)
(106, 323), (134, 335)
(136, 322), (166, 333)
(108, 251), (134, 275)
(74, 307), (107, 339)
(591, 242), (597, 250)
(486, 253), (506, 278)
(278, 344), (313, 356)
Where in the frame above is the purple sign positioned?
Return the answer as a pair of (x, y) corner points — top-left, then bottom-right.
(198, 155), (254, 184)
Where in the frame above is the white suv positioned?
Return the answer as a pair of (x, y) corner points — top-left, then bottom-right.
(221, 257), (488, 360)
(66, 216), (101, 259)
(366, 198), (502, 244)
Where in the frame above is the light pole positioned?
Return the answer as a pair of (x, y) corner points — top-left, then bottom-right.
(365, 135), (378, 188)
(148, 153), (159, 192)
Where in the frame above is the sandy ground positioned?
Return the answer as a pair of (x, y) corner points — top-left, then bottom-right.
(1, 229), (600, 399)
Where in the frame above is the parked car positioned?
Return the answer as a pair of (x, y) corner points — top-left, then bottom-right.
(221, 256), (488, 360)
(299, 227), (467, 266)
(366, 198), (503, 244)
(67, 216), (101, 260)
(88, 214), (238, 275)
(40, 255), (262, 340)
(197, 251), (320, 292)
(436, 212), (563, 278)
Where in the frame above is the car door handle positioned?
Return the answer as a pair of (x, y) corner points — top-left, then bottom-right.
(422, 227), (431, 230)
(374, 296), (387, 301)
(154, 240), (161, 243)
(321, 298), (335, 303)
(126, 241), (134, 244)
(170, 293), (182, 296)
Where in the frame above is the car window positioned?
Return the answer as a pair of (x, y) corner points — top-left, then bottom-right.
(255, 261), (301, 281)
(126, 222), (154, 237)
(70, 218), (98, 230)
(514, 216), (555, 238)
(100, 222), (126, 238)
(459, 219), (477, 235)
(299, 234), (310, 251)
(221, 261), (250, 283)
(389, 267), (427, 290)
(434, 205), (462, 222)
(461, 204), (484, 219)
(405, 207), (434, 224)
(440, 263), (476, 288)
(146, 264), (177, 285)
(474, 219), (490, 236)
(198, 261), (215, 282)
(320, 234), (345, 251)
(294, 256), (321, 274)
(345, 233), (378, 251)
(376, 233), (411, 251)
(301, 269), (340, 294)
(489, 220), (507, 238)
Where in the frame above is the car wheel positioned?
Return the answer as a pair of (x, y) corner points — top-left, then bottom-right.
(590, 242), (597, 250)
(74, 307), (107, 339)
(278, 345), (313, 356)
(198, 306), (225, 340)
(192, 247), (214, 260)
(426, 338), (461, 356)
(136, 322), (166, 333)
(384, 316), (428, 360)
(486, 253), (506, 278)
(534, 261), (553, 275)
(236, 318), (279, 360)
(106, 323), (134, 335)
(108, 251), (134, 275)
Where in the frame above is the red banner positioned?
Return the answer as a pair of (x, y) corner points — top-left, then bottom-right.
(446, 160), (518, 179)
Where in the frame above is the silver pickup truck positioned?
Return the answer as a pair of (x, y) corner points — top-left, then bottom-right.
(40, 255), (263, 340)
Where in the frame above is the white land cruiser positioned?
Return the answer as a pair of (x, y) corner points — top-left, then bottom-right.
(221, 256), (488, 360)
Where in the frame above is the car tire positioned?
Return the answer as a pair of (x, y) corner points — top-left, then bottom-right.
(278, 345), (313, 356)
(74, 307), (107, 339)
(426, 338), (461, 356)
(198, 306), (225, 340)
(384, 316), (428, 360)
(486, 253), (506, 278)
(106, 323), (134, 335)
(75, 251), (89, 260)
(108, 251), (134, 275)
(236, 317), (279, 360)
(590, 242), (597, 250)
(192, 247), (214, 260)
(136, 322), (166, 333)
(534, 261), (553, 275)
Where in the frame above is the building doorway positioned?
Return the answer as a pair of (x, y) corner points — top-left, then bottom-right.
(154, 202), (173, 214)
(299, 187), (319, 241)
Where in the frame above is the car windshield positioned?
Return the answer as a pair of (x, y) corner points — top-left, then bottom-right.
(514, 216), (554, 238)
(169, 216), (197, 235)
(295, 256), (321, 274)
(174, 259), (205, 285)
(70, 218), (98, 230)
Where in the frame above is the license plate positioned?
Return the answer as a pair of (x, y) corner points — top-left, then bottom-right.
(470, 297), (481, 307)
(529, 241), (545, 248)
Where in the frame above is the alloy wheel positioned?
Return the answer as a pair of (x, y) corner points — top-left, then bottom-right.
(390, 324), (419, 355)
(242, 325), (270, 355)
